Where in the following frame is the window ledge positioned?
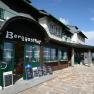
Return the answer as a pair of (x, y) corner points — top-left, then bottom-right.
(59, 60), (68, 61)
(45, 59), (68, 63)
(46, 60), (58, 62)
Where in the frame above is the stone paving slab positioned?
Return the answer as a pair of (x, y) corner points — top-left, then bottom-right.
(0, 75), (54, 94)
(17, 65), (94, 94)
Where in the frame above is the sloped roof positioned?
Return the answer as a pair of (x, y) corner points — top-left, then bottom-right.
(67, 25), (87, 38)
(67, 25), (78, 33)
(1, 0), (40, 20)
(39, 10), (72, 35)
(24, 0), (31, 3)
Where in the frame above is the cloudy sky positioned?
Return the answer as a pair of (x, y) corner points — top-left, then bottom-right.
(31, 0), (94, 45)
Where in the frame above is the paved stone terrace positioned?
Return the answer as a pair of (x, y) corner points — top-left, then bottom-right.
(18, 65), (94, 94)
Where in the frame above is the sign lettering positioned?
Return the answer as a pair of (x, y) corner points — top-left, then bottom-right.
(6, 31), (41, 44)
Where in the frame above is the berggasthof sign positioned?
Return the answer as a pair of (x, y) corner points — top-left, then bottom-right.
(6, 31), (41, 44)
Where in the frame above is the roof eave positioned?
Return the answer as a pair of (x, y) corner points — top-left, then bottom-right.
(78, 31), (88, 39)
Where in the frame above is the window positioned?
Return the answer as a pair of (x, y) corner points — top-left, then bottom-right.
(43, 47), (57, 62)
(63, 51), (67, 60)
(58, 49), (68, 60)
(25, 45), (40, 62)
(48, 22), (62, 38)
(34, 45), (40, 62)
(25, 45), (33, 62)
(0, 8), (4, 19)
(58, 50), (62, 60)
(43, 47), (50, 61)
(50, 48), (56, 60)
(3, 42), (13, 62)
(43, 47), (68, 62)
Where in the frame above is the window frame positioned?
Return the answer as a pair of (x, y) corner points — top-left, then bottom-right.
(0, 8), (5, 20)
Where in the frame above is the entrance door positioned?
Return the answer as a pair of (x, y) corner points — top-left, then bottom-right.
(74, 52), (84, 64)
(14, 42), (24, 82)
(75, 52), (81, 64)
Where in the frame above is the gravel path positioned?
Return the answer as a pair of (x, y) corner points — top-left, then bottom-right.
(18, 65), (94, 94)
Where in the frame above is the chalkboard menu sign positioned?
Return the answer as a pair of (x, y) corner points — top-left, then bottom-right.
(25, 64), (33, 80)
(3, 71), (13, 87)
(4, 74), (13, 87)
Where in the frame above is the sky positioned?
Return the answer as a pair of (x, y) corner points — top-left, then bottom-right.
(31, 0), (94, 45)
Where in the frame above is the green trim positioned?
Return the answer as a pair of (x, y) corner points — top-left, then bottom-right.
(0, 41), (15, 87)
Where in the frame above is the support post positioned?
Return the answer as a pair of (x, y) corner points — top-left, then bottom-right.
(88, 50), (92, 66)
(71, 48), (74, 66)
